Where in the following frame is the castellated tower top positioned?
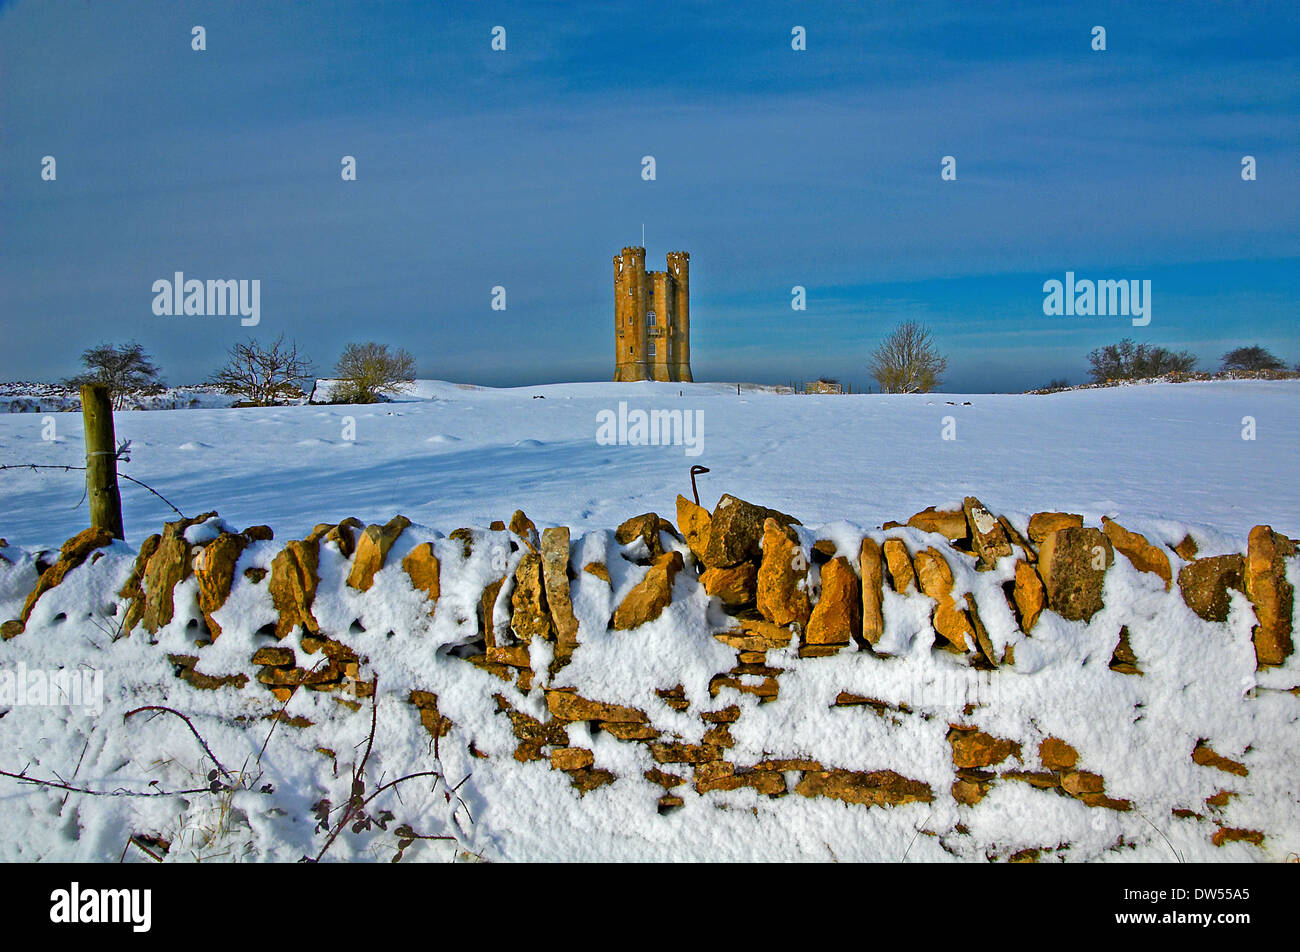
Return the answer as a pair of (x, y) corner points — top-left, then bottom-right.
(613, 247), (693, 383)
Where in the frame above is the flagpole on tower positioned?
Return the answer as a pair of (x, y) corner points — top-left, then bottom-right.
(641, 223), (645, 249)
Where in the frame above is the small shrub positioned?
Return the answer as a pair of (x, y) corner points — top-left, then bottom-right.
(1220, 345), (1285, 373)
(332, 342), (417, 404)
(1087, 338), (1196, 383)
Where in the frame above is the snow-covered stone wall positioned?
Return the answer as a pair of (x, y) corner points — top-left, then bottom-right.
(0, 495), (1295, 861)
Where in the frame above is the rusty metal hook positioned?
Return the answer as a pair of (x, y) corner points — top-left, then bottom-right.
(689, 465), (710, 505)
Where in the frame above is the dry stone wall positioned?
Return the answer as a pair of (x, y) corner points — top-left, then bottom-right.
(1, 493), (1295, 857)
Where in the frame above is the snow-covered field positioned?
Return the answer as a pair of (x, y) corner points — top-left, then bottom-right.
(0, 379), (1296, 863)
(1, 378), (1296, 549)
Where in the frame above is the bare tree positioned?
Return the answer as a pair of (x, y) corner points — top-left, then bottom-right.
(332, 342), (417, 404)
(868, 321), (948, 394)
(208, 336), (313, 407)
(65, 341), (164, 409)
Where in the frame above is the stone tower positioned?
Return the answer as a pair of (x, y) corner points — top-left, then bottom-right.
(614, 247), (692, 382)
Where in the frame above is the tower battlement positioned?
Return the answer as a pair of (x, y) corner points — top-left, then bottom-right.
(613, 247), (693, 383)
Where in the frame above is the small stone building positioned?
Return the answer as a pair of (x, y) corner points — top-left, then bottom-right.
(805, 379), (843, 394)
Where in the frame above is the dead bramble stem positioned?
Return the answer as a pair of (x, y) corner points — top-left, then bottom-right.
(124, 705), (233, 782)
(0, 765), (210, 798)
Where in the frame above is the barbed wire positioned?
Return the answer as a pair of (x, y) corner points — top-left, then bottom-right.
(0, 461), (186, 518)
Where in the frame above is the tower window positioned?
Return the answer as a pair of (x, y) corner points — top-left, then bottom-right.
(648, 341), (656, 358)
(646, 311), (656, 326)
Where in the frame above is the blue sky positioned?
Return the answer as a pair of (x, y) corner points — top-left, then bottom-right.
(1, 0), (1297, 392)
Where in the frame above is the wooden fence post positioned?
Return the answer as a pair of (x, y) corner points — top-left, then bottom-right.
(80, 384), (124, 539)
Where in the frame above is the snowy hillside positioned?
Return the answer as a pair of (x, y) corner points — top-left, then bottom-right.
(0, 378), (1296, 549)
(0, 380), (1296, 864)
